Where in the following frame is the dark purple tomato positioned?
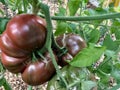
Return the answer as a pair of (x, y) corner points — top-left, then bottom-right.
(21, 52), (57, 86)
(0, 14), (47, 74)
(1, 52), (31, 73)
(5, 14), (47, 51)
(0, 33), (29, 57)
(58, 53), (73, 66)
(56, 33), (87, 66)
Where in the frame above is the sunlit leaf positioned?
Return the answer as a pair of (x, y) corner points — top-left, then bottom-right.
(81, 81), (97, 90)
(68, 0), (81, 16)
(88, 30), (100, 43)
(70, 44), (106, 67)
(0, 18), (9, 34)
(103, 34), (118, 51)
(55, 21), (73, 36)
(111, 68), (120, 83)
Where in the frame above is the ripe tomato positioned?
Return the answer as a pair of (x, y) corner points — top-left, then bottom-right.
(0, 14), (47, 74)
(21, 52), (57, 86)
(56, 33), (87, 66)
(0, 14), (47, 57)
(1, 52), (31, 73)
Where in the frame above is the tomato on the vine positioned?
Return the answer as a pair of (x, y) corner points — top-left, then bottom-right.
(22, 52), (57, 86)
(0, 14), (47, 57)
(0, 14), (47, 74)
(1, 52), (31, 73)
(56, 33), (87, 66)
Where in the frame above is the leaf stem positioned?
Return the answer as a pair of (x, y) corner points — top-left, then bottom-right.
(48, 46), (68, 89)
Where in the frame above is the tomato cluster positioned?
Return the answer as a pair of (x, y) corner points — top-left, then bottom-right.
(56, 34), (87, 66)
(0, 14), (87, 86)
(0, 14), (57, 86)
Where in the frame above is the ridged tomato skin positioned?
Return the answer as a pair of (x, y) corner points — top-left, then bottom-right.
(1, 52), (31, 73)
(4, 14), (47, 51)
(65, 34), (87, 56)
(0, 14), (47, 74)
(0, 33), (30, 57)
(21, 52), (57, 86)
(56, 33), (87, 66)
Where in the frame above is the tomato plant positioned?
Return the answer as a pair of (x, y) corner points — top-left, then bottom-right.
(0, 0), (120, 90)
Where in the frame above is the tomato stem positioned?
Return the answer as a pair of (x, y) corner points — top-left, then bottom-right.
(48, 47), (68, 89)
(39, 3), (68, 89)
(32, 0), (39, 14)
(39, 3), (53, 53)
(32, 53), (37, 62)
(37, 51), (46, 60)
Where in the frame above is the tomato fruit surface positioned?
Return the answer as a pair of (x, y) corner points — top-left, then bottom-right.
(0, 14), (47, 74)
(56, 33), (87, 66)
(21, 52), (57, 86)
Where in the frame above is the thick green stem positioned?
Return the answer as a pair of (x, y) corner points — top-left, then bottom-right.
(39, 13), (120, 21)
(39, 3), (53, 53)
(39, 3), (68, 88)
(68, 80), (81, 89)
(48, 45), (68, 89)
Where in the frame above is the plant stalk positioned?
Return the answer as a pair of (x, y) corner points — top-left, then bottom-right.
(39, 3), (68, 89)
(39, 13), (120, 21)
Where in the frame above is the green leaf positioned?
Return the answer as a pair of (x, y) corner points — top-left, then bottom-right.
(2, 77), (12, 90)
(47, 66), (91, 90)
(81, 81), (97, 90)
(110, 19), (120, 40)
(96, 70), (110, 89)
(68, 0), (81, 16)
(0, 0), (5, 4)
(88, 30), (100, 43)
(55, 7), (66, 16)
(0, 18), (9, 34)
(0, 75), (5, 86)
(70, 44), (106, 67)
(27, 86), (32, 90)
(55, 21), (72, 36)
(111, 68), (120, 83)
(98, 57), (112, 73)
(103, 34), (118, 51)
(55, 21), (67, 36)
(0, 9), (4, 15)
(109, 84), (120, 90)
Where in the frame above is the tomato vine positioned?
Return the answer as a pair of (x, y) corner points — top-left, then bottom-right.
(40, 12), (120, 21)
(39, 3), (68, 89)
